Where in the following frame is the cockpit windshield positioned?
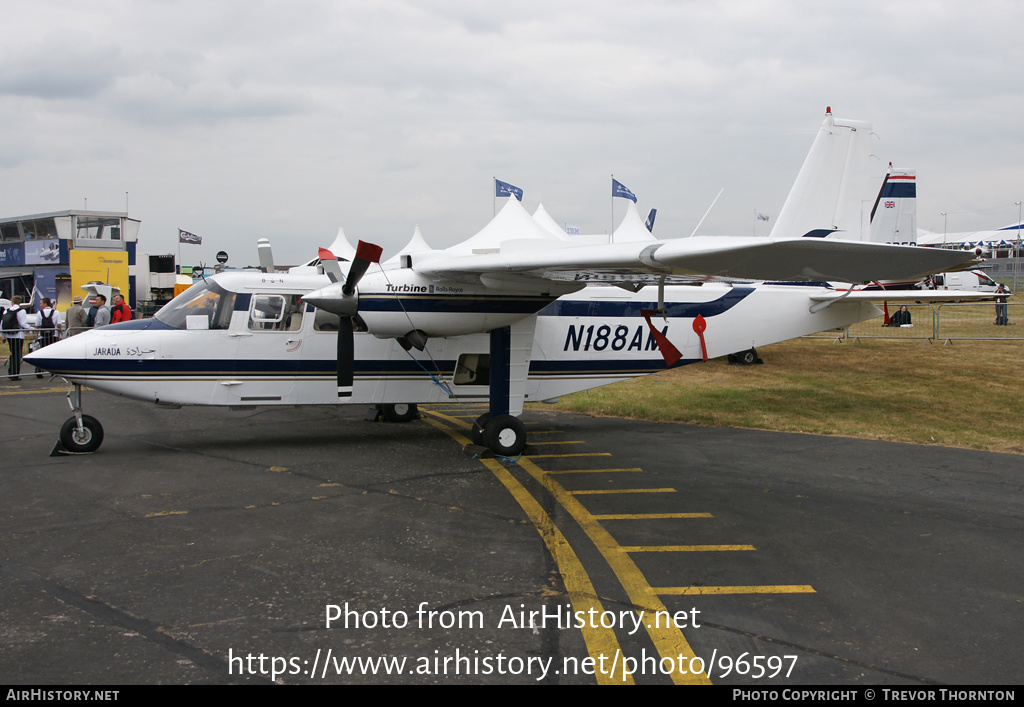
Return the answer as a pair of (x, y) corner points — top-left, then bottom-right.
(154, 280), (236, 330)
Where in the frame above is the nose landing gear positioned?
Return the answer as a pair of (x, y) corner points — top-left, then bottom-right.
(53, 383), (104, 454)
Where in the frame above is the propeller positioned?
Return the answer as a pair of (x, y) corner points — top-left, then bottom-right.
(317, 247), (343, 283)
(308, 241), (383, 397)
(258, 238), (276, 273)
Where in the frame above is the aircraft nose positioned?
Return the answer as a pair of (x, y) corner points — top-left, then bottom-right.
(24, 334), (87, 373)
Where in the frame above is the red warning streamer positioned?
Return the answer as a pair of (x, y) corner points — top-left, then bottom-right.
(641, 309), (682, 366)
(692, 314), (709, 361)
(356, 240), (384, 264)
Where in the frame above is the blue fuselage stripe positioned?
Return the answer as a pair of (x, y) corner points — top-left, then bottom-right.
(359, 294), (555, 314)
(538, 287), (753, 318)
(30, 356), (696, 378)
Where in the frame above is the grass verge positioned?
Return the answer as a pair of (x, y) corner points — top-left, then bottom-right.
(544, 338), (1024, 455)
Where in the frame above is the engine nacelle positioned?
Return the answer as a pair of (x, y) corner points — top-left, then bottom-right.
(345, 269), (558, 338)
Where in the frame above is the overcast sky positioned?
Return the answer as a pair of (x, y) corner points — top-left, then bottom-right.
(2, 1), (1022, 265)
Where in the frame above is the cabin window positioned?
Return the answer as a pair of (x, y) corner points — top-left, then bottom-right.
(249, 294), (304, 332)
(454, 353), (489, 386)
(154, 280), (235, 330)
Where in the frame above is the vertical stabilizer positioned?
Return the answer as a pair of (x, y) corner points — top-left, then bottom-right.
(869, 167), (917, 244)
(770, 108), (876, 241)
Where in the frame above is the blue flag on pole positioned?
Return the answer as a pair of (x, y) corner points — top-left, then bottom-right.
(612, 178), (637, 203)
(495, 179), (523, 201)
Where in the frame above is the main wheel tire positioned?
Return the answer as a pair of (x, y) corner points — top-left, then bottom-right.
(381, 403), (418, 423)
(482, 414), (527, 457)
(738, 348), (758, 366)
(470, 413), (490, 446)
(59, 415), (104, 453)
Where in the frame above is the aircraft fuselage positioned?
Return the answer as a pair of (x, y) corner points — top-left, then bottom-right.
(28, 270), (879, 410)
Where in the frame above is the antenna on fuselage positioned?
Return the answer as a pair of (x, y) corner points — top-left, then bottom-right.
(258, 238), (275, 273)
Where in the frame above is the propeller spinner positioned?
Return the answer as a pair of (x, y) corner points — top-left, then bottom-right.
(306, 241), (383, 397)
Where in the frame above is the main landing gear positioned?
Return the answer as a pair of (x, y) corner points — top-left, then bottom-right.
(727, 347), (762, 366)
(56, 383), (105, 454)
(380, 402), (418, 423)
(470, 413), (527, 457)
(368, 402), (420, 423)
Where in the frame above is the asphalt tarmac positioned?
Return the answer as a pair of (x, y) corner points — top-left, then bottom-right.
(1, 375), (1021, 685)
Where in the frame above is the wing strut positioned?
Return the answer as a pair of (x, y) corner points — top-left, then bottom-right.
(808, 285), (856, 314)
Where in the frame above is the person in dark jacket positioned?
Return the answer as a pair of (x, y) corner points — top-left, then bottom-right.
(890, 305), (912, 326)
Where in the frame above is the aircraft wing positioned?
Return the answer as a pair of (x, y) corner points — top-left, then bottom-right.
(414, 236), (979, 286)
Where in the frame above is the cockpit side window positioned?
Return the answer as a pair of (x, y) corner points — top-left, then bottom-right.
(249, 294), (304, 332)
(154, 281), (236, 330)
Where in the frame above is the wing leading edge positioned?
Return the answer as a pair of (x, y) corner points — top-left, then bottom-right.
(414, 236), (978, 287)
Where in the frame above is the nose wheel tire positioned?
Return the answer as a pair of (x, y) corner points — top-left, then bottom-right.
(59, 415), (104, 453)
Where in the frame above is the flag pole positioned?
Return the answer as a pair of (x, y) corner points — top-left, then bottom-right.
(610, 174), (614, 242)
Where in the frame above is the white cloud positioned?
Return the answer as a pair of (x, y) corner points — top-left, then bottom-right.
(1, 0), (1023, 261)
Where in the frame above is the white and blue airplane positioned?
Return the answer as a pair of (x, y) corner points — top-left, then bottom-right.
(26, 110), (976, 455)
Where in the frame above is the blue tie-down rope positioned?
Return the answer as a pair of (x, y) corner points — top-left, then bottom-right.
(403, 347), (455, 398)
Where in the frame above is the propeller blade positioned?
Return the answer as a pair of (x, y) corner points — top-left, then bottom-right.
(337, 316), (354, 398)
(342, 241), (384, 296)
(258, 238), (275, 272)
(318, 247), (343, 283)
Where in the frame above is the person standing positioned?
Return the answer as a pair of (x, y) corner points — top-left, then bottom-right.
(65, 296), (88, 335)
(994, 284), (1010, 326)
(33, 297), (62, 347)
(2, 295), (30, 381)
(89, 294), (111, 328)
(110, 293), (132, 323)
(30, 297), (62, 378)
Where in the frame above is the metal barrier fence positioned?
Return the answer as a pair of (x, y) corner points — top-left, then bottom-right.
(936, 302), (1022, 343)
(987, 258), (1022, 283)
(845, 304), (936, 341)
(1, 326), (94, 379)
(811, 302), (1024, 343)
(2, 329), (45, 379)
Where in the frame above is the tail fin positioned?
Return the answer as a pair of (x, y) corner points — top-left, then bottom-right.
(869, 166), (917, 244)
(645, 208), (657, 233)
(770, 107), (877, 241)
